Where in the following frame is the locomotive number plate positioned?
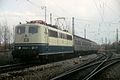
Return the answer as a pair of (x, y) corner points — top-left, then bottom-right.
(24, 38), (29, 42)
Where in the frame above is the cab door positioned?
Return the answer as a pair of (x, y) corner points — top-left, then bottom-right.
(44, 27), (48, 52)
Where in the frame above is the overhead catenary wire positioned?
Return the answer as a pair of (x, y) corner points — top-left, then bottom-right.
(105, 0), (120, 16)
(92, 0), (104, 23)
(26, 0), (45, 9)
(25, 0), (71, 29)
(26, 0), (60, 17)
(26, 0), (62, 24)
(45, 0), (73, 17)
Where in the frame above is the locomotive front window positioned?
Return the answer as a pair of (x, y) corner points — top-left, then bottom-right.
(16, 27), (25, 34)
(29, 27), (38, 34)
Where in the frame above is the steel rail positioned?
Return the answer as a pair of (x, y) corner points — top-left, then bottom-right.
(82, 52), (113, 80)
(50, 53), (107, 80)
(84, 60), (120, 80)
(0, 62), (36, 74)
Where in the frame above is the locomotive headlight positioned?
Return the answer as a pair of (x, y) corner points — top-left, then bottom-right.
(18, 47), (21, 49)
(32, 46), (38, 49)
(32, 47), (35, 49)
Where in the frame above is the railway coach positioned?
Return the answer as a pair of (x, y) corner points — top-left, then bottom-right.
(74, 35), (99, 55)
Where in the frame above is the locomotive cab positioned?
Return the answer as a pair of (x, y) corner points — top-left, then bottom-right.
(12, 23), (48, 59)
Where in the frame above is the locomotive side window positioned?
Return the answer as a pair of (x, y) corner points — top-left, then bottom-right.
(62, 33), (67, 39)
(58, 33), (62, 38)
(58, 33), (72, 40)
(29, 27), (38, 34)
(48, 30), (58, 37)
(16, 27), (25, 34)
(58, 33), (66, 39)
(67, 35), (72, 40)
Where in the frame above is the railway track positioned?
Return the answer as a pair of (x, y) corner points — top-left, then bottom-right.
(0, 63), (24, 73)
(82, 52), (113, 80)
(0, 52), (103, 74)
(0, 52), (117, 80)
(0, 62), (38, 74)
(50, 52), (120, 80)
(83, 58), (120, 80)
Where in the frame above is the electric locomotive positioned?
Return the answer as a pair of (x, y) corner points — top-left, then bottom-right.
(12, 20), (74, 60)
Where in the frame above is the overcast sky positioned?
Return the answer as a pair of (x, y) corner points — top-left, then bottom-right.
(0, 0), (120, 44)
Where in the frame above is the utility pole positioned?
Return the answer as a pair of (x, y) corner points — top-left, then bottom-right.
(84, 24), (88, 39)
(105, 37), (107, 44)
(101, 37), (103, 44)
(116, 28), (119, 53)
(50, 13), (52, 24)
(41, 6), (47, 22)
(72, 17), (74, 36)
(72, 17), (75, 53)
(105, 37), (107, 50)
(116, 28), (118, 42)
(84, 28), (86, 39)
(45, 6), (46, 22)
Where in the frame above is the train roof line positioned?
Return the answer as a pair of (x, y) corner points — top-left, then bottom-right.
(18, 22), (70, 34)
(74, 35), (97, 44)
(26, 20), (69, 32)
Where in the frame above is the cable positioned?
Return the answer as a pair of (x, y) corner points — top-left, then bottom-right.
(26, 0), (60, 17)
(26, 0), (62, 24)
(26, 0), (43, 9)
(45, 0), (73, 17)
(92, 0), (104, 22)
(104, 0), (120, 16)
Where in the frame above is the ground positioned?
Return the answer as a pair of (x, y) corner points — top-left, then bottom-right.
(0, 54), (97, 80)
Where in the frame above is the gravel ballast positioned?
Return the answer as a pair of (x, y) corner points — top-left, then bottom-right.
(0, 54), (97, 80)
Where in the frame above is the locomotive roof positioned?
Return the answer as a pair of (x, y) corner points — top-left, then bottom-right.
(16, 23), (39, 26)
(16, 23), (72, 35)
(17, 20), (70, 32)
(26, 20), (70, 32)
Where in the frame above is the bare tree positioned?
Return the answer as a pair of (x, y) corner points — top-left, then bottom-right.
(0, 21), (12, 50)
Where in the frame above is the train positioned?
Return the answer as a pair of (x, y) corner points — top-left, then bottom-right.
(12, 20), (99, 62)
(74, 35), (99, 55)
